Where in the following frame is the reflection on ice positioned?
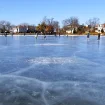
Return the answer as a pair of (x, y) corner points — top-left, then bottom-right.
(0, 75), (104, 105)
(27, 57), (75, 65)
(9, 57), (100, 76)
(27, 57), (99, 65)
(23, 43), (68, 47)
(34, 43), (68, 46)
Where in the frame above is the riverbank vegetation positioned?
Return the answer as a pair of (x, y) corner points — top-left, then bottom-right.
(0, 17), (105, 35)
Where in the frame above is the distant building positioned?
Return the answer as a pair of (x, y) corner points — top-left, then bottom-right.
(95, 24), (105, 33)
(66, 25), (78, 34)
(66, 29), (74, 34)
(11, 27), (18, 33)
(17, 25), (27, 33)
(10, 26), (28, 33)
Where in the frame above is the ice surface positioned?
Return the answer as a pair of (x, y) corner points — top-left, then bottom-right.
(0, 36), (105, 105)
(0, 75), (104, 105)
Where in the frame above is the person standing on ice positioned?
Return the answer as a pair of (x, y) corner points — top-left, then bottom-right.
(87, 31), (90, 39)
(98, 30), (101, 40)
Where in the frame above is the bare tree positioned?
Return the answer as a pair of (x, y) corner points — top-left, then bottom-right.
(0, 21), (6, 32)
(62, 17), (79, 28)
(62, 17), (79, 34)
(86, 18), (100, 28)
(52, 21), (59, 29)
(5, 21), (11, 31)
(0, 20), (11, 33)
(42, 17), (59, 28)
(19, 23), (29, 26)
(40, 17), (59, 34)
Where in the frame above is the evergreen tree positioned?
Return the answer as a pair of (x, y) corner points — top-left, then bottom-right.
(101, 28), (104, 33)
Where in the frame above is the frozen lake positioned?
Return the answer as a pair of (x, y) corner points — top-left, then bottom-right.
(0, 35), (105, 105)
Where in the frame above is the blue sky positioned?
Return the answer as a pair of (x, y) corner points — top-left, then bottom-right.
(0, 0), (105, 26)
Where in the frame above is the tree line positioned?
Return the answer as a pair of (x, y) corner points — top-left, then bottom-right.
(0, 17), (103, 34)
(62, 17), (101, 34)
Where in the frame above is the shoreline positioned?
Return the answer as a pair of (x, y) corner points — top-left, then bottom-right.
(0, 34), (104, 36)
(0, 35), (86, 36)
